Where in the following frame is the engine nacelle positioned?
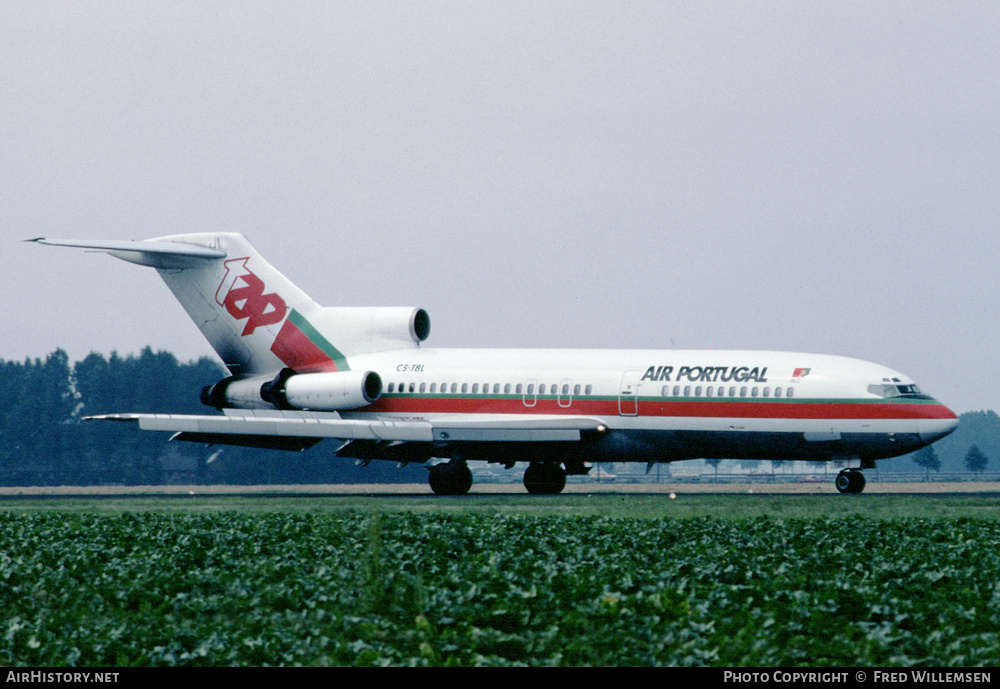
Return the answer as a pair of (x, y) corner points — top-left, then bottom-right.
(202, 369), (382, 411)
(201, 374), (277, 410)
(273, 370), (382, 411)
(304, 307), (430, 355)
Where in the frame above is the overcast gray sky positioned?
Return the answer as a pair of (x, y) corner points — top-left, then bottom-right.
(2, 2), (998, 413)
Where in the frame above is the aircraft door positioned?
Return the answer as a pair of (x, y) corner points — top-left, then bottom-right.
(523, 378), (538, 407)
(619, 370), (641, 416)
(558, 378), (573, 408)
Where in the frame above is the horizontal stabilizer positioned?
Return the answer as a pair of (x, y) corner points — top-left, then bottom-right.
(26, 238), (225, 268)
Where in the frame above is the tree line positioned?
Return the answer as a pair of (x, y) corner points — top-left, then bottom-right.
(0, 348), (994, 486)
(0, 348), (426, 486)
(906, 410), (995, 479)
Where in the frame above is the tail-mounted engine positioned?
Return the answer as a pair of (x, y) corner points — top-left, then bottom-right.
(305, 306), (430, 355)
(201, 368), (382, 411)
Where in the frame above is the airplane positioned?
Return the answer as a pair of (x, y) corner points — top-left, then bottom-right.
(31, 233), (958, 495)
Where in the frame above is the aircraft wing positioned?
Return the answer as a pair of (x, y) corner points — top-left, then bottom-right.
(87, 409), (607, 450)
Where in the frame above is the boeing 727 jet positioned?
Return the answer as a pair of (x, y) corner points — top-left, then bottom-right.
(33, 233), (958, 494)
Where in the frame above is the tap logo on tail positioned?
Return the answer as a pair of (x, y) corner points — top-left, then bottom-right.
(216, 258), (287, 336)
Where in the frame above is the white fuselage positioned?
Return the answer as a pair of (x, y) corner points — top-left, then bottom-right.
(334, 347), (957, 466)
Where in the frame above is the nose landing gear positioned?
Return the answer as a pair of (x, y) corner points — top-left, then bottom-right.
(835, 469), (866, 494)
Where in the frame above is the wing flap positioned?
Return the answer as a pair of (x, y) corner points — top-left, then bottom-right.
(431, 416), (603, 442)
(86, 410), (606, 444)
(170, 432), (323, 451)
(434, 428), (580, 441)
(88, 411), (435, 442)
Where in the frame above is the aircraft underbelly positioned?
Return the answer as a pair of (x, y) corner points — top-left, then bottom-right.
(370, 427), (924, 465)
(332, 410), (930, 464)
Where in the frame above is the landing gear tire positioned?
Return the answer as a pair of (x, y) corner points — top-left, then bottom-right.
(523, 462), (567, 495)
(835, 469), (866, 494)
(428, 462), (473, 496)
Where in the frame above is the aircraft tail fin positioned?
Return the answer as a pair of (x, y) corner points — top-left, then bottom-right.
(32, 233), (429, 376)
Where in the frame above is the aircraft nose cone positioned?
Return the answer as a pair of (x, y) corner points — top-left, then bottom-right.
(919, 410), (959, 445)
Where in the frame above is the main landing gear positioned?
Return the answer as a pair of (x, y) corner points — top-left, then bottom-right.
(427, 460), (571, 495)
(427, 461), (473, 496)
(835, 469), (866, 494)
(523, 462), (567, 495)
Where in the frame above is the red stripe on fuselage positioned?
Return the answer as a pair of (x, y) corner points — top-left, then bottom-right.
(361, 396), (956, 420)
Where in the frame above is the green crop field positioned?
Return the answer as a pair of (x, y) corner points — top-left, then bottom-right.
(2, 494), (999, 666)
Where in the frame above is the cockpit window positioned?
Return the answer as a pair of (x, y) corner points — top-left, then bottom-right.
(868, 383), (923, 398)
